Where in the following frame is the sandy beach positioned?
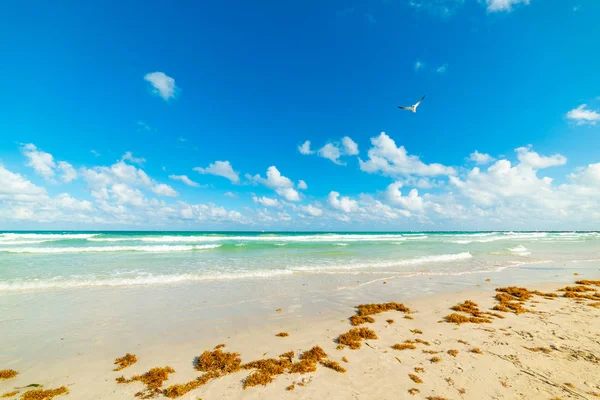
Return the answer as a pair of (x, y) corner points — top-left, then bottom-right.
(2, 265), (600, 400)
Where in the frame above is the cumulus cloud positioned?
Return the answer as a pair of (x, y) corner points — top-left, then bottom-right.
(224, 192), (238, 198)
(297, 180), (308, 190)
(436, 64), (448, 73)
(21, 144), (56, 179)
(252, 195), (280, 207)
(414, 60), (424, 71)
(194, 161), (240, 183)
(152, 183), (178, 197)
(515, 146), (567, 169)
(144, 71), (177, 101)
(341, 136), (359, 155)
(567, 104), (600, 125)
(121, 151), (146, 165)
(247, 166), (302, 202)
(21, 144), (78, 183)
(57, 161), (78, 183)
(469, 150), (495, 165)
(276, 187), (301, 202)
(316, 136), (359, 165)
(169, 174), (200, 187)
(298, 140), (314, 155)
(359, 132), (455, 177)
(384, 182), (425, 212)
(299, 204), (323, 217)
(328, 191), (359, 213)
(486, 0), (530, 12)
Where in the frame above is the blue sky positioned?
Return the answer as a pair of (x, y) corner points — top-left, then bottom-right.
(1, 0), (599, 230)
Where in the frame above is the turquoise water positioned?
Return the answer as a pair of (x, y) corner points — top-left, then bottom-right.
(1, 231), (599, 291)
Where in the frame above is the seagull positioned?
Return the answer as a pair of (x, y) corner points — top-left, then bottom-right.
(398, 95), (426, 113)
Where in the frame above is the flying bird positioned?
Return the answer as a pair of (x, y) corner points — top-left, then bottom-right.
(398, 95), (426, 113)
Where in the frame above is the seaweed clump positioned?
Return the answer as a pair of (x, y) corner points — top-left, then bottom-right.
(114, 353), (138, 371)
(286, 385), (294, 391)
(21, 387), (69, 400)
(575, 280), (600, 286)
(195, 350), (242, 374)
(337, 327), (377, 350)
(470, 348), (483, 354)
(355, 302), (411, 317)
(408, 388), (420, 395)
(429, 357), (442, 363)
(116, 366), (175, 399)
(349, 315), (375, 326)
(1, 391), (19, 398)
(289, 346), (328, 374)
(0, 370), (18, 380)
(447, 349), (459, 357)
(410, 329), (423, 335)
(320, 360), (346, 373)
(392, 343), (416, 351)
(276, 332), (289, 337)
(444, 313), (490, 325)
(409, 374), (423, 384)
(163, 372), (220, 398)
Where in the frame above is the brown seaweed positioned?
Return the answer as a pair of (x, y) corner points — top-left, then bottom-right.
(337, 327), (377, 349)
(114, 353), (138, 371)
(0, 370), (18, 380)
(21, 387), (68, 400)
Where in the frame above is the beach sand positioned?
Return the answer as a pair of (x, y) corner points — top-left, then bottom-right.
(2, 270), (600, 399)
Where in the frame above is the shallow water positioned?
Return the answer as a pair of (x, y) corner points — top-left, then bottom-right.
(1, 231), (599, 291)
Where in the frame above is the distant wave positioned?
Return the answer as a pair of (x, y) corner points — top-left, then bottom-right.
(508, 245), (531, 256)
(0, 244), (221, 254)
(125, 234), (418, 243)
(0, 233), (98, 241)
(290, 252), (473, 272)
(449, 232), (548, 244)
(0, 269), (294, 291)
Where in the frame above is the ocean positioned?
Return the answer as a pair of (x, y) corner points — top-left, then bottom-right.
(1, 231), (599, 292)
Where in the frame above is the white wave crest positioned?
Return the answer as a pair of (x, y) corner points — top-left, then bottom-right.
(0, 244), (221, 254)
(0, 233), (98, 241)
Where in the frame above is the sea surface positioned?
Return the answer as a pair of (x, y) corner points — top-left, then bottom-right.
(0, 231), (599, 292)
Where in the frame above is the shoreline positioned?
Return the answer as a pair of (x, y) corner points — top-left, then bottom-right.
(2, 262), (600, 399)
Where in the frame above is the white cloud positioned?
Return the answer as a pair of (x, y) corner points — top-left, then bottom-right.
(121, 151), (146, 165)
(252, 195), (280, 207)
(194, 161), (240, 183)
(276, 187), (301, 202)
(414, 60), (424, 71)
(359, 132), (455, 177)
(486, 0), (530, 12)
(57, 161), (77, 183)
(152, 183), (178, 197)
(385, 182), (425, 212)
(144, 71), (177, 101)
(297, 180), (308, 190)
(91, 150), (100, 157)
(469, 150), (495, 165)
(224, 192), (238, 198)
(299, 204), (323, 217)
(298, 140), (314, 155)
(169, 174), (200, 187)
(316, 136), (359, 165)
(342, 136), (359, 155)
(21, 144), (55, 179)
(247, 166), (302, 202)
(137, 121), (152, 131)
(328, 191), (359, 213)
(566, 104), (600, 125)
(0, 165), (48, 202)
(515, 146), (566, 169)
(436, 64), (448, 73)
(318, 143), (342, 165)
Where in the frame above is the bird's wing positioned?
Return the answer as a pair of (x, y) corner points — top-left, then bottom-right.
(414, 95), (426, 108)
(398, 106), (412, 111)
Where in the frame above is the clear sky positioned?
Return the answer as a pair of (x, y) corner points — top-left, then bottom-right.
(1, 0), (599, 230)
